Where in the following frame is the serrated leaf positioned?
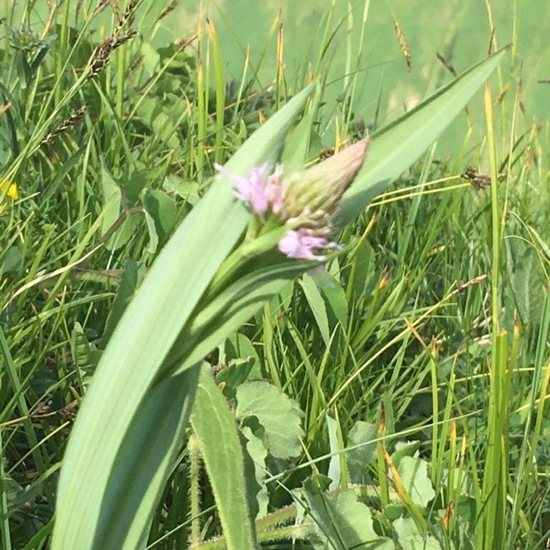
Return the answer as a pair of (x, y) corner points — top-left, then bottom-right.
(396, 456), (436, 508)
(302, 477), (385, 550)
(236, 381), (304, 459)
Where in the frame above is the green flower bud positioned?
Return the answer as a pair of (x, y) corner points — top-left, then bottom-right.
(281, 138), (369, 230)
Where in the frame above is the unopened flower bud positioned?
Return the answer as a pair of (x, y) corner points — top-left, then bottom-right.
(281, 138), (369, 228)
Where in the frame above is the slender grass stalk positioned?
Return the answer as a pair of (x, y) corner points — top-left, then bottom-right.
(0, 427), (11, 550)
(195, 15), (207, 182)
(480, 79), (510, 550)
(207, 19), (226, 166)
(429, 338), (440, 488)
(0, 327), (48, 493)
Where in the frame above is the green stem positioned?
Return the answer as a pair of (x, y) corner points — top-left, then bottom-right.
(189, 434), (201, 547)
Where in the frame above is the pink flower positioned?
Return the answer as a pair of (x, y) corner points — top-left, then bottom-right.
(264, 164), (286, 214)
(216, 139), (370, 263)
(215, 163), (285, 216)
(278, 228), (331, 261)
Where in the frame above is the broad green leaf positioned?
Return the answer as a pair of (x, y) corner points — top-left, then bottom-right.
(393, 516), (442, 550)
(191, 368), (256, 550)
(301, 477), (386, 550)
(52, 85), (314, 549)
(236, 381), (304, 459)
(55, 364), (200, 549)
(241, 426), (269, 519)
(396, 456), (436, 508)
(346, 421), (378, 485)
(339, 49), (507, 224)
(91, 365), (200, 550)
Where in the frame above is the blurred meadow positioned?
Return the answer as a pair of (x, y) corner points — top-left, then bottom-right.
(1, 0), (549, 549)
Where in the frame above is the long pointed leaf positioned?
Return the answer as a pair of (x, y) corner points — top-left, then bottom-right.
(191, 368), (256, 550)
(52, 85), (314, 549)
(339, 49), (507, 223)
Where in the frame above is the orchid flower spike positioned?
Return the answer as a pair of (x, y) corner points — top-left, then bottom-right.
(216, 138), (370, 261)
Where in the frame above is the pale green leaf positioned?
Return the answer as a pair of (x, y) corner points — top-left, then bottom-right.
(396, 456), (436, 508)
(326, 414), (348, 491)
(191, 368), (256, 550)
(302, 477), (386, 550)
(236, 381), (304, 459)
(143, 208), (159, 254)
(393, 516), (442, 550)
(52, 85), (314, 549)
(91, 365), (200, 550)
(347, 421), (378, 485)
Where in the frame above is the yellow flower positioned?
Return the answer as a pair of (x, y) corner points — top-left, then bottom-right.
(0, 179), (18, 214)
(0, 180), (18, 200)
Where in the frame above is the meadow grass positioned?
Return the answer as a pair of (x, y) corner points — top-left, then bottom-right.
(1, 1), (549, 549)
